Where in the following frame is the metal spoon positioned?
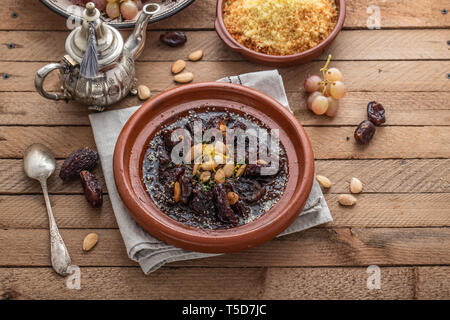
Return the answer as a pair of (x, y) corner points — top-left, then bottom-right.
(23, 144), (71, 276)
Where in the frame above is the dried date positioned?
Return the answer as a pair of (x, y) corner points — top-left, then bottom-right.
(80, 170), (103, 208)
(59, 147), (99, 182)
(367, 101), (386, 126)
(354, 120), (376, 144)
(160, 31), (187, 47)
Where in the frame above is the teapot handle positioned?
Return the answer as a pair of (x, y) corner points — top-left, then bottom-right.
(35, 63), (70, 101)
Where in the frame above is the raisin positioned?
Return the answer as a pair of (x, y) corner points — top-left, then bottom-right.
(80, 170), (103, 208)
(354, 120), (376, 144)
(367, 101), (386, 126)
(160, 31), (187, 47)
(59, 147), (98, 182)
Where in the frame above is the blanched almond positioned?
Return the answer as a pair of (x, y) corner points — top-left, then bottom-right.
(316, 175), (332, 188)
(227, 192), (239, 205)
(174, 182), (181, 203)
(257, 159), (268, 165)
(338, 194), (357, 206)
(192, 163), (200, 176)
(214, 169), (225, 184)
(189, 50), (203, 61)
(201, 161), (217, 171)
(174, 72), (194, 83)
(199, 171), (211, 183)
(83, 233), (98, 251)
(235, 164), (247, 177)
(223, 163), (235, 178)
(213, 141), (226, 155)
(171, 60), (186, 74)
(185, 143), (203, 163)
(350, 177), (363, 194)
(137, 85), (151, 100)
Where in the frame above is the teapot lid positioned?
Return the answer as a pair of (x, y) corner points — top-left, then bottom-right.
(65, 3), (123, 67)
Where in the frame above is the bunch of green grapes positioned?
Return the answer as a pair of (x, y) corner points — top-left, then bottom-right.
(304, 55), (346, 117)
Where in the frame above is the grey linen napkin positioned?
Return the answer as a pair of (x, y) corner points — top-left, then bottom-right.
(89, 70), (332, 275)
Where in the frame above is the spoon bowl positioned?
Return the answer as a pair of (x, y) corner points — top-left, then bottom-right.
(23, 144), (56, 182)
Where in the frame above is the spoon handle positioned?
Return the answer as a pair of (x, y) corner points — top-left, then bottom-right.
(40, 180), (72, 276)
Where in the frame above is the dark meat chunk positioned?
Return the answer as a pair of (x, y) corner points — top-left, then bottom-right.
(234, 178), (266, 203)
(179, 173), (193, 205)
(245, 163), (280, 178)
(213, 184), (238, 224)
(190, 189), (215, 215)
(245, 164), (262, 177)
(232, 200), (250, 218)
(161, 166), (185, 184)
(161, 166), (185, 205)
(157, 147), (171, 170)
(230, 120), (247, 131)
(162, 128), (185, 152)
(59, 147), (99, 181)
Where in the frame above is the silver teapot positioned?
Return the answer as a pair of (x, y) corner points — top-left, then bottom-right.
(35, 2), (160, 111)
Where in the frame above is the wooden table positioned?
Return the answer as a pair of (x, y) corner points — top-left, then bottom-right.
(0, 0), (449, 300)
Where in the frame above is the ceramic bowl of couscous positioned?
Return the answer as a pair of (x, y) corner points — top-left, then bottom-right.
(215, 0), (346, 67)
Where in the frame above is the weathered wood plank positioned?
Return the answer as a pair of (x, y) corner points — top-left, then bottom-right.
(5, 266), (445, 300)
(1, 159), (449, 194)
(2, 91), (450, 126)
(1, 0), (448, 31)
(0, 228), (449, 267)
(0, 195), (117, 229)
(1, 125), (449, 159)
(415, 267), (450, 300)
(1, 30), (449, 62)
(1, 61), (449, 92)
(1, 193), (449, 229)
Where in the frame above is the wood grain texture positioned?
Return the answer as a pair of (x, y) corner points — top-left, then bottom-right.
(415, 267), (450, 300)
(1, 159), (449, 194)
(1, 125), (449, 159)
(2, 92), (450, 126)
(0, 228), (449, 267)
(1, 0), (449, 31)
(2, 266), (446, 300)
(1, 193), (449, 229)
(0, 0), (449, 300)
(1, 30), (449, 62)
(2, 61), (449, 92)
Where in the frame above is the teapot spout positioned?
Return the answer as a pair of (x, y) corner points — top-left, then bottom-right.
(124, 3), (161, 59)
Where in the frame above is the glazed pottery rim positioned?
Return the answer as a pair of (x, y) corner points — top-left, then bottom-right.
(113, 82), (314, 253)
(215, 0), (346, 64)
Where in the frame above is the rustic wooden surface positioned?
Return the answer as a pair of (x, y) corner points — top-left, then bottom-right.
(0, 0), (449, 300)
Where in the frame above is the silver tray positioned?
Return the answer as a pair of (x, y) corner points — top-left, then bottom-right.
(40, 0), (195, 29)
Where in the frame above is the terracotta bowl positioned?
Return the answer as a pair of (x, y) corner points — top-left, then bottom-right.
(113, 82), (314, 253)
(215, 0), (346, 67)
